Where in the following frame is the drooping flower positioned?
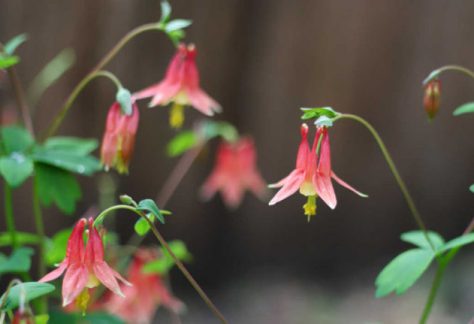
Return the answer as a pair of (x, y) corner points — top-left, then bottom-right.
(100, 101), (139, 174)
(133, 43), (221, 128)
(200, 137), (268, 209)
(423, 79), (440, 120)
(12, 309), (34, 324)
(103, 249), (184, 324)
(269, 124), (367, 220)
(39, 218), (131, 311)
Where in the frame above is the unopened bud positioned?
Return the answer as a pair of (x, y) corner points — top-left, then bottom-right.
(423, 79), (440, 120)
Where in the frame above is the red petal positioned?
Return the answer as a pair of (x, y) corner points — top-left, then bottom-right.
(62, 263), (88, 306)
(269, 169), (305, 205)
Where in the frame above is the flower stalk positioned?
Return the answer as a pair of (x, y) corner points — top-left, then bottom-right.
(4, 183), (18, 249)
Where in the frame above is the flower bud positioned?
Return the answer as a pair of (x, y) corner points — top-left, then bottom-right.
(423, 79), (440, 120)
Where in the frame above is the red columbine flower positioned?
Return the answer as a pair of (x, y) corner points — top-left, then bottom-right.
(200, 137), (267, 209)
(133, 43), (221, 128)
(423, 79), (440, 120)
(39, 218), (131, 311)
(100, 101), (139, 174)
(103, 249), (184, 324)
(269, 124), (367, 220)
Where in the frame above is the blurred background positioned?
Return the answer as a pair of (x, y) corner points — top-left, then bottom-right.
(1, 0), (473, 323)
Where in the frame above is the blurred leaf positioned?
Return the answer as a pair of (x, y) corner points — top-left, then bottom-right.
(0, 248), (34, 276)
(32, 146), (101, 176)
(438, 233), (474, 253)
(314, 115), (333, 128)
(43, 137), (98, 156)
(167, 30), (185, 45)
(400, 231), (445, 251)
(201, 120), (238, 142)
(375, 249), (434, 298)
(300, 107), (338, 121)
(0, 55), (19, 69)
(35, 315), (49, 324)
(134, 216), (153, 236)
(160, 1), (172, 23)
(28, 48), (76, 106)
(470, 184), (474, 193)
(167, 130), (198, 157)
(453, 102), (474, 116)
(45, 228), (72, 266)
(119, 194), (137, 206)
(0, 282), (55, 311)
(422, 70), (440, 85)
(3, 34), (27, 56)
(35, 163), (81, 215)
(143, 240), (192, 275)
(137, 199), (165, 224)
(0, 126), (34, 154)
(49, 311), (124, 324)
(0, 232), (41, 247)
(165, 19), (192, 32)
(116, 88), (132, 115)
(0, 153), (33, 187)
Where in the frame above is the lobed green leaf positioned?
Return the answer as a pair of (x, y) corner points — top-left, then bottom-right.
(137, 199), (165, 224)
(0, 126), (34, 154)
(400, 230), (445, 251)
(0, 232), (41, 247)
(300, 107), (338, 121)
(43, 137), (98, 156)
(167, 130), (198, 157)
(32, 147), (101, 176)
(0, 248), (34, 276)
(45, 228), (72, 266)
(0, 153), (34, 187)
(0, 282), (55, 311)
(438, 233), (474, 253)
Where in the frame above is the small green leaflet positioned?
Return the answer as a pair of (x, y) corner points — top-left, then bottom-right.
(3, 34), (28, 56)
(400, 231), (445, 251)
(0, 153), (34, 187)
(167, 130), (198, 157)
(32, 147), (101, 176)
(0, 55), (19, 69)
(300, 107), (338, 121)
(0, 248), (34, 276)
(0, 126), (34, 153)
(137, 199), (166, 224)
(143, 240), (192, 275)
(0, 232), (41, 247)
(0, 282), (55, 311)
(438, 233), (474, 253)
(165, 19), (192, 32)
(453, 102), (474, 116)
(160, 1), (172, 24)
(46, 228), (72, 266)
(116, 87), (133, 115)
(200, 120), (238, 142)
(43, 137), (98, 156)
(470, 184), (474, 193)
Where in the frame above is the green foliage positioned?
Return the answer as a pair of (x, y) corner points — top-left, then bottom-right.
(0, 282), (55, 311)
(134, 199), (171, 236)
(134, 217), (153, 236)
(470, 184), (474, 193)
(0, 153), (34, 187)
(201, 120), (238, 142)
(45, 228), (72, 266)
(438, 233), (474, 253)
(116, 87), (133, 115)
(35, 163), (81, 215)
(0, 248), (34, 276)
(400, 231), (445, 250)
(32, 146), (101, 176)
(143, 240), (192, 275)
(167, 130), (198, 157)
(43, 137), (98, 156)
(158, 0), (192, 45)
(49, 311), (124, 324)
(1, 126), (34, 153)
(300, 107), (338, 121)
(375, 249), (434, 298)
(453, 102), (474, 116)
(0, 232), (41, 247)
(3, 34), (28, 56)
(0, 55), (19, 69)
(160, 1), (172, 23)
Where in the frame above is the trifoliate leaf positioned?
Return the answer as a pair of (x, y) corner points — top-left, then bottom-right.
(300, 107), (338, 121)
(0, 282), (55, 311)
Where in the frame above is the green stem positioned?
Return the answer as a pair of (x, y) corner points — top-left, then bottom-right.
(32, 177), (47, 313)
(4, 183), (18, 249)
(419, 261), (447, 324)
(335, 113), (436, 251)
(42, 22), (161, 139)
(424, 65), (474, 85)
(94, 205), (228, 324)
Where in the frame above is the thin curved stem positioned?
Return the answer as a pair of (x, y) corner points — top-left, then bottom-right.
(4, 183), (18, 249)
(43, 23), (161, 139)
(94, 205), (228, 324)
(424, 65), (474, 85)
(335, 113), (435, 251)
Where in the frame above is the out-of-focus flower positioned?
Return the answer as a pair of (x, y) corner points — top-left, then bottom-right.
(12, 309), (34, 324)
(133, 43), (221, 128)
(39, 218), (131, 312)
(200, 137), (268, 209)
(100, 101), (139, 174)
(269, 124), (366, 220)
(103, 249), (184, 324)
(423, 79), (440, 120)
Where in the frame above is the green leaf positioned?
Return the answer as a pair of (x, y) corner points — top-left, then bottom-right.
(453, 102), (474, 116)
(470, 184), (474, 193)
(165, 19), (192, 32)
(35, 163), (81, 214)
(375, 249), (434, 298)
(35, 314), (49, 324)
(314, 115), (333, 128)
(32, 146), (101, 176)
(0, 55), (19, 69)
(200, 120), (238, 142)
(3, 34), (28, 56)
(143, 240), (192, 275)
(28, 48), (76, 106)
(300, 107), (338, 121)
(44, 137), (98, 156)
(0, 126), (34, 153)
(167, 130), (198, 157)
(0, 232), (41, 247)
(0, 282), (55, 311)
(116, 87), (132, 115)
(400, 231), (445, 251)
(0, 153), (34, 187)
(160, 1), (172, 23)
(45, 228), (72, 266)
(134, 216), (153, 236)
(0, 248), (34, 276)
(49, 311), (125, 324)
(422, 70), (440, 85)
(438, 233), (474, 253)
(137, 199), (165, 224)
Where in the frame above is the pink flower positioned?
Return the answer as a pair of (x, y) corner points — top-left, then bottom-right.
(133, 43), (221, 128)
(39, 218), (131, 310)
(103, 249), (184, 324)
(269, 124), (367, 220)
(200, 137), (268, 209)
(100, 101), (139, 174)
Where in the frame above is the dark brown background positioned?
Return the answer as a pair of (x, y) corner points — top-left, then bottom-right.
(1, 1), (473, 322)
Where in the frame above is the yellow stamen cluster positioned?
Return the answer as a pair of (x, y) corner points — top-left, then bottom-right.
(170, 103), (185, 129)
(76, 289), (91, 316)
(303, 195), (317, 222)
